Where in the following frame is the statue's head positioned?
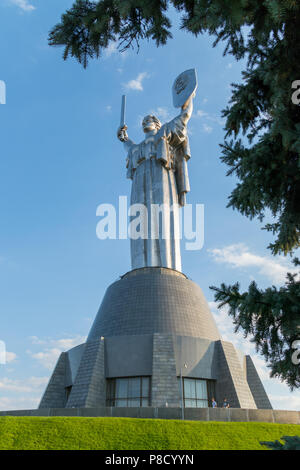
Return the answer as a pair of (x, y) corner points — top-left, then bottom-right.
(142, 115), (161, 134)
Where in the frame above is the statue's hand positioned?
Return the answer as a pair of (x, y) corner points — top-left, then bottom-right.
(117, 125), (128, 142)
(181, 91), (195, 111)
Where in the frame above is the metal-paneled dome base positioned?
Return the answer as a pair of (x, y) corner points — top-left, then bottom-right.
(87, 267), (221, 342)
(39, 268), (272, 412)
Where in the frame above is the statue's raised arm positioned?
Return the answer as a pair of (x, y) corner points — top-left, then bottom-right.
(155, 69), (197, 206)
(180, 91), (195, 125)
(117, 95), (135, 149)
(117, 95), (136, 178)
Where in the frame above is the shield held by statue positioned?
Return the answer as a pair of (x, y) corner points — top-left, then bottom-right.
(172, 68), (198, 108)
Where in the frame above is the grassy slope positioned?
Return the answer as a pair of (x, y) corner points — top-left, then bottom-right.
(0, 416), (299, 450)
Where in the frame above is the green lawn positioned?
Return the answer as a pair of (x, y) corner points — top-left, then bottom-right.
(0, 416), (299, 450)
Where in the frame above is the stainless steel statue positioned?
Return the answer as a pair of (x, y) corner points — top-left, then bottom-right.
(117, 69), (197, 272)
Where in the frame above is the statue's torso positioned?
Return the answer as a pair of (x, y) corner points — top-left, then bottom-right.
(131, 132), (175, 171)
(138, 135), (156, 161)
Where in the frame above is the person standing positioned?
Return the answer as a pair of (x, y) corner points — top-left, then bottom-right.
(211, 397), (217, 408)
(222, 398), (230, 408)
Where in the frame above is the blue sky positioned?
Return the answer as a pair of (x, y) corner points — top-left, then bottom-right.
(0, 0), (299, 411)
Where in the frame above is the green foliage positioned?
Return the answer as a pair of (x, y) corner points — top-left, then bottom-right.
(210, 0), (300, 389)
(0, 417), (300, 450)
(49, 0), (172, 68)
(261, 435), (300, 450)
(220, 9), (300, 255)
(210, 259), (300, 389)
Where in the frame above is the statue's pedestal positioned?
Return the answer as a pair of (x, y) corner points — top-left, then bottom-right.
(39, 268), (272, 410)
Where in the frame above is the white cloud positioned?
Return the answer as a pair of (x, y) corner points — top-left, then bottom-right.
(0, 376), (48, 394)
(28, 336), (45, 345)
(105, 41), (118, 58)
(0, 396), (40, 411)
(208, 243), (298, 284)
(6, 351), (17, 363)
(28, 335), (86, 369)
(195, 109), (225, 128)
(203, 123), (213, 133)
(0, 334), (86, 411)
(136, 106), (172, 129)
(209, 301), (251, 350)
(269, 394), (300, 411)
(0, 378), (32, 393)
(0, 376), (48, 411)
(52, 336), (86, 350)
(27, 376), (49, 388)
(197, 110), (207, 118)
(30, 348), (62, 370)
(9, 0), (35, 11)
(29, 335), (86, 350)
(251, 355), (272, 382)
(149, 107), (171, 122)
(124, 72), (149, 92)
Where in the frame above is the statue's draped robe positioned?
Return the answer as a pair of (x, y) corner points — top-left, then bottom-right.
(125, 114), (190, 272)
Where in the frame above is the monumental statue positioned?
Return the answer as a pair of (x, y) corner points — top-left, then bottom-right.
(117, 69), (197, 273)
(37, 68), (272, 414)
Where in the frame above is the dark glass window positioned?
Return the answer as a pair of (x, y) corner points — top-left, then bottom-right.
(106, 377), (151, 407)
(180, 378), (216, 408)
(65, 386), (72, 402)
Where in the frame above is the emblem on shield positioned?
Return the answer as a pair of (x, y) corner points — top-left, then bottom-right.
(172, 69), (198, 108)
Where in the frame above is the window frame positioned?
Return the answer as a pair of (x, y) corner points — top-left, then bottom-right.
(181, 377), (216, 408)
(106, 376), (151, 407)
(65, 385), (72, 402)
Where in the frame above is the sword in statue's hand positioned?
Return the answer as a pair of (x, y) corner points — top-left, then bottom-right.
(117, 95), (128, 142)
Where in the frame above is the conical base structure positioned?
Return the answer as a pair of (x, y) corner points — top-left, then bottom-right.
(39, 268), (272, 410)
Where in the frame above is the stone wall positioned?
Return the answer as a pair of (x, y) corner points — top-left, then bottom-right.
(66, 339), (105, 408)
(39, 335), (273, 411)
(216, 341), (256, 409)
(1, 407), (299, 424)
(245, 355), (272, 409)
(39, 353), (67, 409)
(151, 334), (181, 407)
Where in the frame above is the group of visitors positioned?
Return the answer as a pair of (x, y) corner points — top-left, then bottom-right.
(211, 397), (230, 408)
